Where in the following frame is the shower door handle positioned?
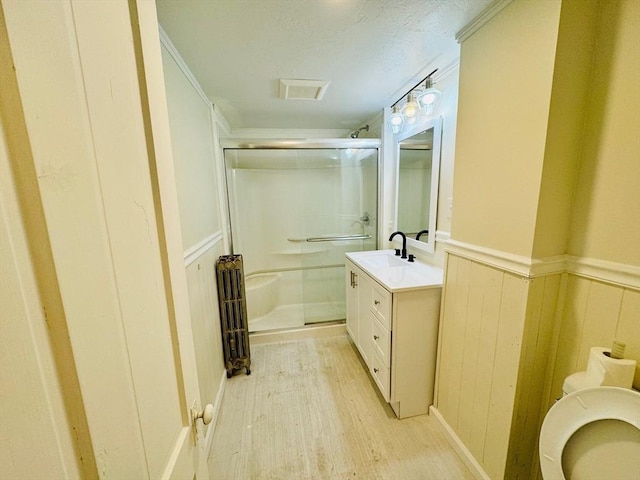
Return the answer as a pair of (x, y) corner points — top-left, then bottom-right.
(306, 234), (371, 242)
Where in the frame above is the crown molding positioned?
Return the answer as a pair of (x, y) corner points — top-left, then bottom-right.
(455, 0), (514, 44)
(212, 105), (232, 137)
(158, 26), (211, 106)
(432, 59), (460, 83)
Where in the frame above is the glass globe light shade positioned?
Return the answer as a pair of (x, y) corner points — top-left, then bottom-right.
(401, 92), (419, 120)
(417, 78), (441, 114)
(388, 105), (404, 134)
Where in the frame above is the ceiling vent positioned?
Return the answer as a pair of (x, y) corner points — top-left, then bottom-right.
(279, 79), (330, 100)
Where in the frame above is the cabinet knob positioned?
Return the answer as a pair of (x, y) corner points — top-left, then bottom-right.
(374, 300), (380, 305)
(373, 335), (379, 340)
(373, 368), (379, 373)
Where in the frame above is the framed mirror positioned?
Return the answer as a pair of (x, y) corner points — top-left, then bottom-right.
(394, 117), (442, 254)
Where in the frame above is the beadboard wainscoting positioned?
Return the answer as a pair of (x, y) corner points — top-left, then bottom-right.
(548, 273), (640, 396)
(185, 238), (227, 452)
(433, 241), (640, 480)
(434, 251), (561, 479)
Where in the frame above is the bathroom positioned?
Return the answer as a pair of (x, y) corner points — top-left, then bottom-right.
(160, 0), (640, 477)
(1, 0), (638, 479)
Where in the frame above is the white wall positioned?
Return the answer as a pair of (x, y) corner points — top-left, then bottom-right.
(160, 31), (227, 446)
(381, 61), (460, 268)
(161, 39), (220, 250)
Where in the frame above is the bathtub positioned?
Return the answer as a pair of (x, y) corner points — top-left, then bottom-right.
(245, 273), (280, 320)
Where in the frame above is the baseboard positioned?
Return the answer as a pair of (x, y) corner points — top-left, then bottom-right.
(429, 406), (491, 480)
(249, 323), (346, 345)
(204, 369), (227, 456)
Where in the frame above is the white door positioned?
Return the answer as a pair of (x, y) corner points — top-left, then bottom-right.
(2, 1), (210, 478)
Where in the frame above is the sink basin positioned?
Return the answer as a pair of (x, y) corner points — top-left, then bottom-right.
(358, 253), (408, 270)
(346, 249), (444, 292)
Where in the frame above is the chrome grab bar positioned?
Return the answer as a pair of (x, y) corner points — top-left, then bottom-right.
(286, 234), (371, 242)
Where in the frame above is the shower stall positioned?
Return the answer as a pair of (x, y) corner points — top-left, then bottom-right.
(222, 139), (379, 333)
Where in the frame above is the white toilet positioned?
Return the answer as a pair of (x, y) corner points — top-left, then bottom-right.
(539, 386), (640, 479)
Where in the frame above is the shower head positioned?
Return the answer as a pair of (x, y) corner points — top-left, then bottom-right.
(349, 124), (370, 138)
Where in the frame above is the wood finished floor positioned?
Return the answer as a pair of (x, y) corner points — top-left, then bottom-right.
(208, 334), (474, 480)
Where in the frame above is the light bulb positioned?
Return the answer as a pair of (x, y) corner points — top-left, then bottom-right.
(420, 91), (439, 105)
(401, 92), (419, 120)
(417, 78), (441, 114)
(388, 105), (404, 134)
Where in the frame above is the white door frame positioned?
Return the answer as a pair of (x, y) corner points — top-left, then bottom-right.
(1, 0), (209, 477)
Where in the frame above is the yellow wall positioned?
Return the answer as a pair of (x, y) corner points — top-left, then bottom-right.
(439, 1), (640, 479)
(549, 0), (640, 396)
(567, 0), (640, 266)
(2, 1), (196, 475)
(452, 0), (562, 257)
(532, 0), (599, 258)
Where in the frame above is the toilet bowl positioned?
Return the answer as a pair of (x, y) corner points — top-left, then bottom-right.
(539, 386), (640, 479)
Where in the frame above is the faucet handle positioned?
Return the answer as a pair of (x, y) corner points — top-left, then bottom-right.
(394, 249), (401, 256)
(408, 254), (415, 263)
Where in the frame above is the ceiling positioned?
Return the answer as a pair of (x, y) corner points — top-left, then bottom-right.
(155, 0), (492, 131)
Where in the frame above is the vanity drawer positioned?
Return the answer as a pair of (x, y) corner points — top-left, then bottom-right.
(370, 314), (391, 367)
(370, 282), (392, 329)
(369, 349), (390, 402)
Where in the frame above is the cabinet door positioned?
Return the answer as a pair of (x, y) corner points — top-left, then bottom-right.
(345, 260), (359, 342)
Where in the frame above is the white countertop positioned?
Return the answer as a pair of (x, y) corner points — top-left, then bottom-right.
(346, 250), (444, 293)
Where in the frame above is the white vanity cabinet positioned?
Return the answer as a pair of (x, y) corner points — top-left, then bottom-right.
(345, 251), (443, 419)
(345, 259), (373, 365)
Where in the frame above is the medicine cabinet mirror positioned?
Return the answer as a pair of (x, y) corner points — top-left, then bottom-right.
(394, 117), (442, 254)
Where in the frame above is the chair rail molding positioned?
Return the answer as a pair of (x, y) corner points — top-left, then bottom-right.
(445, 239), (640, 290)
(184, 232), (223, 267)
(444, 239), (566, 278)
(566, 255), (640, 290)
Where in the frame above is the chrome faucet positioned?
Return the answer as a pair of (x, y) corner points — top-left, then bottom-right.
(389, 231), (407, 259)
(416, 229), (429, 241)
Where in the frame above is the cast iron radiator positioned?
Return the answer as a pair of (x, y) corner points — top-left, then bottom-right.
(215, 254), (251, 377)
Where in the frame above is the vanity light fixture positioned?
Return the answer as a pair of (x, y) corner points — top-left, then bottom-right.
(400, 92), (419, 124)
(416, 77), (441, 114)
(389, 105), (404, 133)
(387, 68), (439, 134)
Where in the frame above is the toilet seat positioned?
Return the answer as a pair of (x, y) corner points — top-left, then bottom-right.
(539, 386), (640, 479)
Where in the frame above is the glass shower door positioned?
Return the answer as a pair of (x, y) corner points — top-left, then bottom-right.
(299, 148), (378, 325)
(224, 143), (378, 332)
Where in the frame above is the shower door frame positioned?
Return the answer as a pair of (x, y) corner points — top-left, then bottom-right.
(221, 138), (382, 330)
